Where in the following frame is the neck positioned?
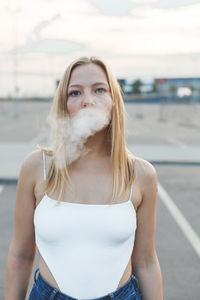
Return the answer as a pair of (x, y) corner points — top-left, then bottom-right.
(70, 127), (111, 168)
(85, 128), (110, 156)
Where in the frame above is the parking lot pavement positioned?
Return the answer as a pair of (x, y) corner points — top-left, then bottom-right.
(155, 165), (200, 299)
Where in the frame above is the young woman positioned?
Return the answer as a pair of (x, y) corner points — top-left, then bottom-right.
(5, 56), (163, 300)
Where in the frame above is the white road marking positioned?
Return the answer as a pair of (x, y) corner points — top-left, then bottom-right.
(0, 185), (4, 193)
(158, 182), (200, 257)
(165, 135), (186, 147)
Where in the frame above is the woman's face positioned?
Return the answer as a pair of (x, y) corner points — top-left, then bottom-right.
(67, 63), (113, 119)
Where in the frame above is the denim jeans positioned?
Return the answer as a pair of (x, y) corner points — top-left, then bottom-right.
(28, 268), (141, 300)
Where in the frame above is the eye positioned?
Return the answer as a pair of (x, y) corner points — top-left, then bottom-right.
(96, 88), (106, 94)
(68, 90), (81, 97)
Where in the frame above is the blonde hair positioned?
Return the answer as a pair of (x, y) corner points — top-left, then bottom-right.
(37, 55), (136, 204)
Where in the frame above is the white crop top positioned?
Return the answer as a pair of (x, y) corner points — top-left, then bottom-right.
(33, 151), (137, 299)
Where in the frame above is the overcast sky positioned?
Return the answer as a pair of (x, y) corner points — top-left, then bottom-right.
(0, 0), (200, 97)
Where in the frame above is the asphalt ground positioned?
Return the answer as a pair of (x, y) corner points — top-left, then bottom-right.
(0, 100), (200, 145)
(0, 101), (200, 299)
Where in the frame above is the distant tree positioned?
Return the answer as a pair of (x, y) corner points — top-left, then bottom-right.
(189, 85), (195, 92)
(169, 84), (176, 94)
(131, 79), (143, 94)
(151, 82), (158, 93)
(118, 79), (126, 94)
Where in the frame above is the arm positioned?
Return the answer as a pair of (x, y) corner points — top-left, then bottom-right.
(4, 151), (39, 300)
(131, 159), (163, 300)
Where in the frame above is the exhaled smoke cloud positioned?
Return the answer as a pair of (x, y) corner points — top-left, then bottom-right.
(46, 106), (111, 169)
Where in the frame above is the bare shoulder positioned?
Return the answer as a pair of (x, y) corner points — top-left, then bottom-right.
(21, 148), (42, 172)
(134, 156), (157, 178)
(134, 156), (158, 194)
(20, 148), (53, 184)
(18, 150), (40, 188)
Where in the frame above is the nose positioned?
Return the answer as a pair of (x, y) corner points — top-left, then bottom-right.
(81, 90), (95, 107)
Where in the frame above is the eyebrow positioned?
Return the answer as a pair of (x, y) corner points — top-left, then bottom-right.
(68, 82), (109, 89)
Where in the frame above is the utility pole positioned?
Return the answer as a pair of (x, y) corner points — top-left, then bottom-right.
(5, 6), (21, 119)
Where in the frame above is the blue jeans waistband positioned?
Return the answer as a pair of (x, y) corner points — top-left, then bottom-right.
(33, 267), (140, 299)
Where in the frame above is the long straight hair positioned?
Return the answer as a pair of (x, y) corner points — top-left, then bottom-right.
(37, 55), (136, 204)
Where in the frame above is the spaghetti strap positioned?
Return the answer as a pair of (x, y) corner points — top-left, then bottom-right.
(42, 151), (46, 181)
(129, 183), (133, 201)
